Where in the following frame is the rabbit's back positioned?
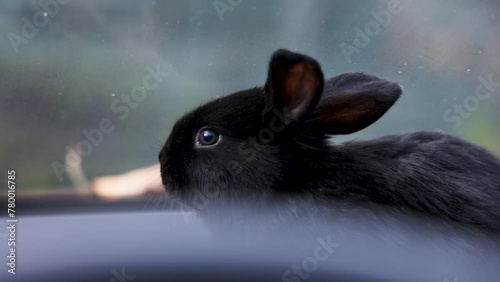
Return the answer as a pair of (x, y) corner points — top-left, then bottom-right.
(316, 131), (500, 231)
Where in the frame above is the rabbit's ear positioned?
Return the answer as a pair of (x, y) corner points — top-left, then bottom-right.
(311, 73), (402, 135)
(264, 49), (324, 125)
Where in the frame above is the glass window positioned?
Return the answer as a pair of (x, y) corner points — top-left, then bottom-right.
(1, 0), (498, 199)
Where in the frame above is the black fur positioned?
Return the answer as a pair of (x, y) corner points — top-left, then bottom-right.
(159, 49), (500, 231)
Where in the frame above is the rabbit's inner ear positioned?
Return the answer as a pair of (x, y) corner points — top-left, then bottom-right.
(278, 64), (321, 120)
(311, 86), (401, 135)
(265, 49), (324, 125)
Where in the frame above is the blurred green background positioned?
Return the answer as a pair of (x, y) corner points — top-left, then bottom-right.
(0, 0), (498, 191)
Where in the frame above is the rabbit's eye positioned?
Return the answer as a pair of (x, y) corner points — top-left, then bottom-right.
(196, 128), (220, 147)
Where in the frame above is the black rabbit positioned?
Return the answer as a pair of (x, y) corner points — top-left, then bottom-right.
(159, 49), (500, 231)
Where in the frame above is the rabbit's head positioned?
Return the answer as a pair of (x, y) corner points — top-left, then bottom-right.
(159, 49), (401, 205)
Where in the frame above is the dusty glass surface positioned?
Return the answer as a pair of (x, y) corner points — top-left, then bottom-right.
(1, 0), (499, 191)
